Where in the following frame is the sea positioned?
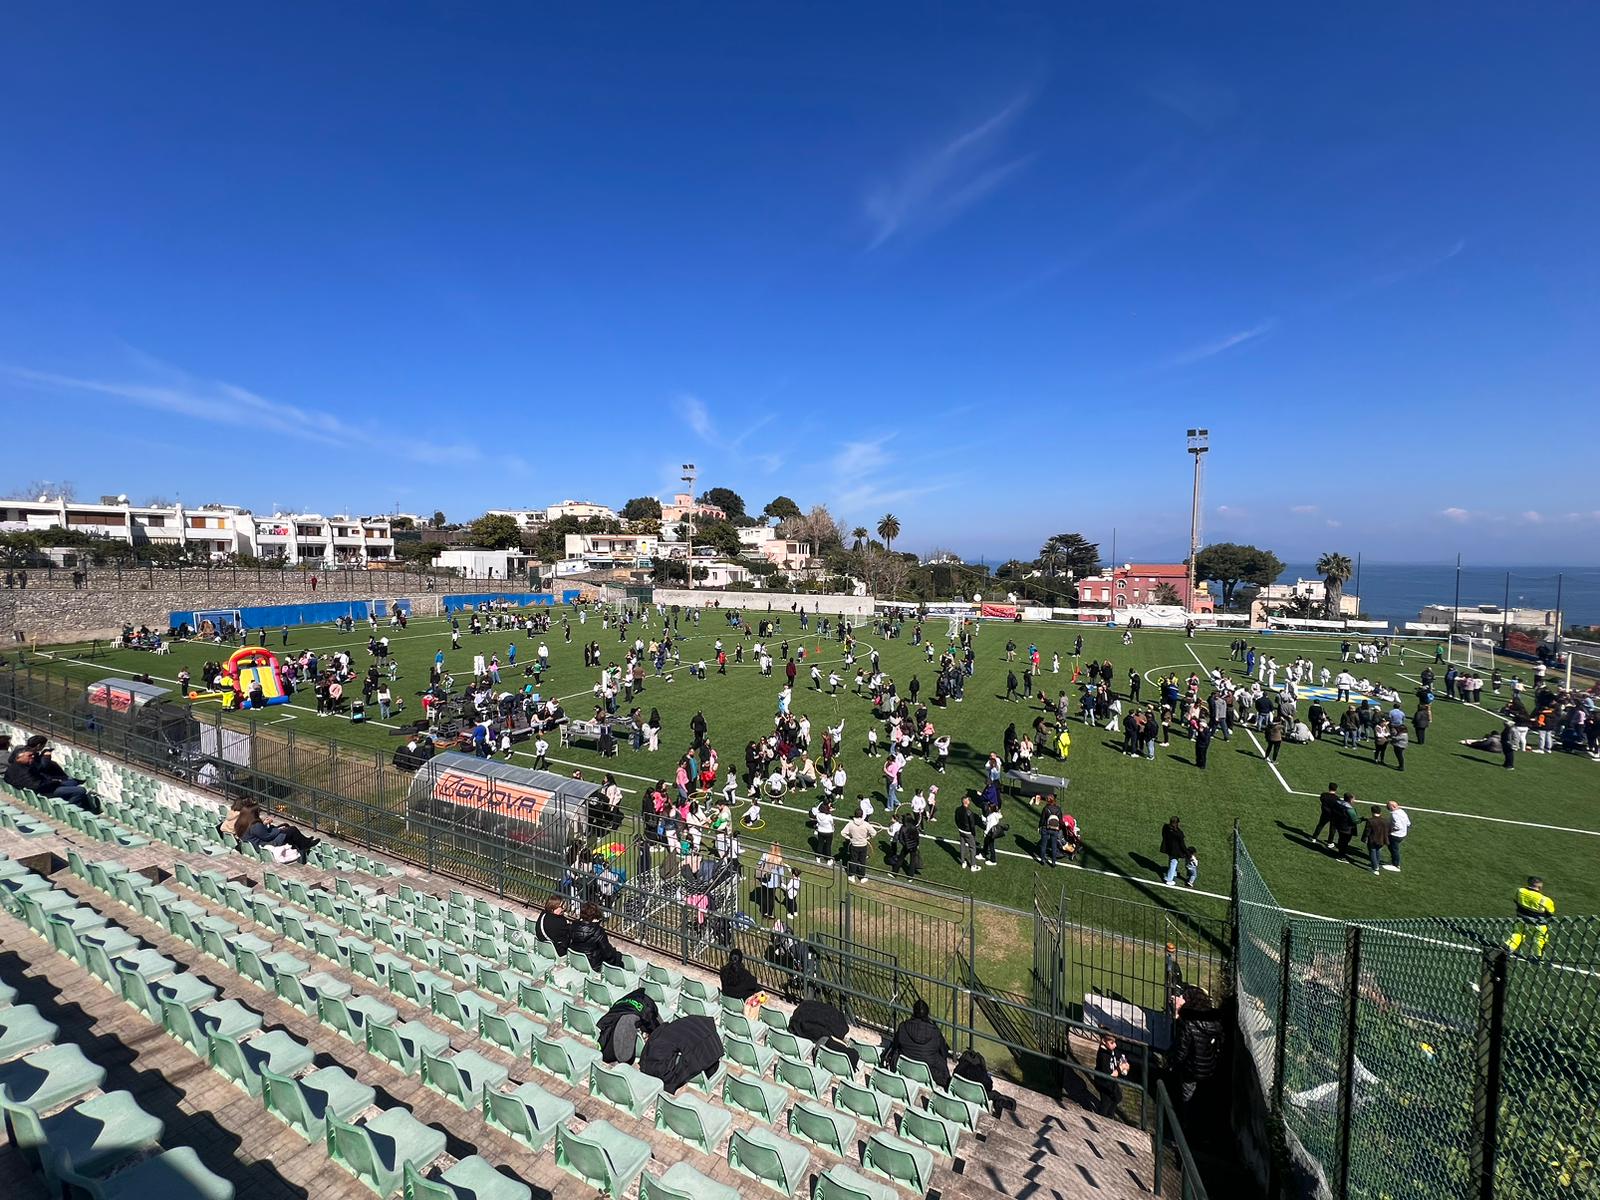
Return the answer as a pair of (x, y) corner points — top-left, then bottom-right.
(1275, 563), (1600, 630)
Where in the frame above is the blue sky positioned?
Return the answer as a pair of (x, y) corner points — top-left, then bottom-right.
(2, 4), (1597, 566)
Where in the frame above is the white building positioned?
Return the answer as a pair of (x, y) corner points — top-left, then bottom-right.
(435, 547), (539, 580)
(485, 508), (549, 530)
(1419, 604), (1560, 632)
(1257, 578), (1360, 617)
(544, 499), (617, 522)
(736, 526), (812, 570)
(245, 513), (394, 566)
(563, 532), (656, 564)
(0, 495), (250, 559)
(694, 561), (751, 588)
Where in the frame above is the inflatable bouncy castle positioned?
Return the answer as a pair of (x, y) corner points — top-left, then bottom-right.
(189, 646), (289, 710)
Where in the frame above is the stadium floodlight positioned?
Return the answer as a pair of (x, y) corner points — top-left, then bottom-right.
(1186, 430), (1210, 610)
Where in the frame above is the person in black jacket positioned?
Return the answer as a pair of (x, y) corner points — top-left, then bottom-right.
(953, 1047), (1015, 1115)
(596, 989), (661, 1063)
(1094, 1032), (1132, 1116)
(536, 895), (573, 955)
(567, 901), (625, 972)
(639, 1015), (723, 1094)
(5, 742), (98, 812)
(886, 999), (951, 1088)
(719, 948), (762, 1001)
(1172, 986), (1225, 1118)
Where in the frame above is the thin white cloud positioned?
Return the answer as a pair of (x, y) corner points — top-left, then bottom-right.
(1291, 504), (1319, 515)
(1440, 507), (1470, 522)
(678, 393), (716, 442)
(1172, 320), (1275, 366)
(864, 97), (1032, 250)
(1520, 510), (1545, 524)
(3, 361), (492, 469)
(1326, 519), (1342, 528)
(831, 435), (896, 477)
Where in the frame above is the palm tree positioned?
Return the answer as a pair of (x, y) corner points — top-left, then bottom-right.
(876, 513), (901, 554)
(1317, 551), (1354, 621)
(851, 526), (868, 552)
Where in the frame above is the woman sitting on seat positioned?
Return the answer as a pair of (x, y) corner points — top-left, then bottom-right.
(719, 947), (763, 1001)
(536, 895), (573, 954)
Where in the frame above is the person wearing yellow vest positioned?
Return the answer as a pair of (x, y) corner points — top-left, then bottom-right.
(1506, 876), (1555, 957)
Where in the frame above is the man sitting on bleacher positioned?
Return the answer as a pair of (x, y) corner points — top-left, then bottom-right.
(5, 737), (100, 814)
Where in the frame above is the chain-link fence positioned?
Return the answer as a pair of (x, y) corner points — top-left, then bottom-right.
(1234, 831), (1600, 1200)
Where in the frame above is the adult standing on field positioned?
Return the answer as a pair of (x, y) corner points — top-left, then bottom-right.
(955, 794), (982, 872)
(1361, 806), (1390, 875)
(1311, 783), (1340, 846)
(1161, 816), (1197, 888)
(1385, 801), (1408, 871)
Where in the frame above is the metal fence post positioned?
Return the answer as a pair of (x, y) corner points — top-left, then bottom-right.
(1470, 947), (1510, 1200)
(1334, 925), (1363, 1200)
(1269, 923), (1294, 1200)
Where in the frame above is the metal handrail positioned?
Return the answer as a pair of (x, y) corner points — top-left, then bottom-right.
(1152, 1078), (1210, 1199)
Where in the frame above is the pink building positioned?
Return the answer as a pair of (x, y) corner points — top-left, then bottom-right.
(1076, 563), (1215, 613)
(660, 492), (725, 524)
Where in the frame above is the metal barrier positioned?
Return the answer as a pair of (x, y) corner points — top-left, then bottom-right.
(1153, 1079), (1211, 1199)
(1234, 830), (1600, 1200)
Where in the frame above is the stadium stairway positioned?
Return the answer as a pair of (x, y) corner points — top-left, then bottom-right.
(0, 728), (1162, 1200)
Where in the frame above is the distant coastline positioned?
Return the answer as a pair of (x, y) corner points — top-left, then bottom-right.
(1275, 563), (1600, 629)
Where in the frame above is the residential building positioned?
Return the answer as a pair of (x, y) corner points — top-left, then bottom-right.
(1075, 563), (1216, 612)
(0, 495), (249, 559)
(485, 508), (549, 530)
(544, 499), (617, 522)
(563, 532), (656, 564)
(247, 513), (394, 566)
(661, 492), (725, 525)
(693, 561), (751, 588)
(435, 547), (539, 580)
(736, 526), (812, 569)
(1418, 604), (1561, 633)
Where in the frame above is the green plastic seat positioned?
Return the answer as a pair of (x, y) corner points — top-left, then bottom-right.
(56, 1144), (235, 1200)
(720, 1011), (764, 1043)
(948, 1073), (990, 1111)
(120, 967), (217, 1020)
(200, 925), (273, 970)
(367, 1020), (449, 1075)
(641, 1162), (741, 1200)
(161, 997), (263, 1055)
(431, 987), (497, 1031)
(319, 993), (398, 1042)
(112, 948), (177, 982)
(328, 1106), (447, 1199)
(0, 1042), (106, 1114)
(868, 1066), (921, 1108)
(814, 1163), (901, 1200)
(482, 1080), (574, 1152)
(0, 1005), (58, 1059)
(645, 961), (682, 988)
(894, 1055), (937, 1088)
(654, 1088), (733, 1152)
(531, 1031), (601, 1085)
(480, 1009), (542, 1057)
(758, 1005), (790, 1033)
(789, 1098), (858, 1156)
(560, 999), (603, 1042)
(682, 977), (718, 1001)
(555, 1118), (651, 1199)
(421, 1047), (509, 1110)
(208, 1030), (314, 1097)
(277, 970), (350, 1017)
(391, 966), (451, 1007)
(590, 1060), (664, 1117)
(863, 1130), (936, 1195)
(776, 1053), (832, 1099)
(849, 1037), (882, 1068)
(259, 950), (311, 982)
(261, 1064), (374, 1141)
(724, 1072), (789, 1123)
(3, 1088), (163, 1190)
(678, 993), (717, 1018)
(767, 1029), (816, 1060)
(928, 1086), (983, 1132)
(685, 1058), (728, 1096)
(900, 1106), (960, 1157)
(403, 1156), (532, 1200)
(725, 1034), (776, 1077)
(815, 1043), (857, 1080)
(835, 1079), (894, 1126)
(517, 979), (556, 1019)
(585, 976), (625, 1009)
(728, 1126), (812, 1195)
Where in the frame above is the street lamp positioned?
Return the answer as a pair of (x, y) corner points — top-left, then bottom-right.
(681, 463), (697, 590)
(1186, 429), (1209, 609)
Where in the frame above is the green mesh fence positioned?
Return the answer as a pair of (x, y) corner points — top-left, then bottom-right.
(1235, 832), (1600, 1200)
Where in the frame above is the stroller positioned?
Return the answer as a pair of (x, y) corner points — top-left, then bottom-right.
(349, 699), (367, 724)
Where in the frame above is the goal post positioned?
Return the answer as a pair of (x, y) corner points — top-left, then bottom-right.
(1447, 633), (1496, 671)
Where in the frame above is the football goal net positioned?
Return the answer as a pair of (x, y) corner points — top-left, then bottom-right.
(1564, 645), (1600, 694)
(1447, 634), (1496, 671)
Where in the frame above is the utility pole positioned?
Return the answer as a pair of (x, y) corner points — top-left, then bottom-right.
(681, 463), (697, 590)
(1186, 429), (1209, 611)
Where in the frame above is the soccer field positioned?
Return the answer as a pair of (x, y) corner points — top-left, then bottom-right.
(32, 607), (1600, 928)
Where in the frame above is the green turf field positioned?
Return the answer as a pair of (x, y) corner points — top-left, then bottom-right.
(30, 607), (1600, 927)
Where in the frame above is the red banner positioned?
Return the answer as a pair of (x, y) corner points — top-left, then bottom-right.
(980, 603), (1017, 620)
(432, 769), (552, 823)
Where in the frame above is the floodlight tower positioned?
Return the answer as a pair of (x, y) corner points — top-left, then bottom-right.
(681, 463), (697, 590)
(1186, 429), (1209, 610)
